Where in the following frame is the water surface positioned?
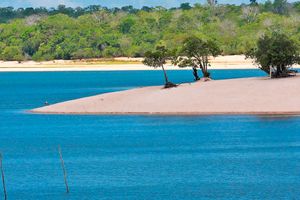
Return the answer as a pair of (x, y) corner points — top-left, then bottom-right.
(0, 70), (300, 200)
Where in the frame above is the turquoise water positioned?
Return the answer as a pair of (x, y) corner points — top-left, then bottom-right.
(1, 70), (300, 200)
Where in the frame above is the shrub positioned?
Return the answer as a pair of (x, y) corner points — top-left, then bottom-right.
(246, 32), (300, 78)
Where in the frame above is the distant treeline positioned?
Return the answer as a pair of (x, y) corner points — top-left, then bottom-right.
(0, 0), (299, 61)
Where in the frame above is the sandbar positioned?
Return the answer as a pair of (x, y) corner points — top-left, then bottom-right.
(32, 74), (300, 115)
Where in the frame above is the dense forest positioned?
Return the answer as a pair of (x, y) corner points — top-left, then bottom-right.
(0, 0), (299, 61)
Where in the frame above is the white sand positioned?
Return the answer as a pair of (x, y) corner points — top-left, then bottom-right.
(32, 74), (300, 115)
(0, 55), (268, 72)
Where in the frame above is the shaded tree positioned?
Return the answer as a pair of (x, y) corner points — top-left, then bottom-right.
(121, 6), (138, 13)
(294, 2), (300, 12)
(173, 36), (221, 79)
(246, 32), (300, 78)
(1, 46), (24, 61)
(143, 46), (176, 88)
(180, 3), (192, 10)
(242, 4), (259, 23)
(207, 0), (217, 6)
(141, 6), (153, 12)
(250, 0), (258, 6)
(71, 48), (97, 59)
(23, 7), (35, 16)
(273, 0), (288, 15)
(84, 5), (101, 13)
(262, 0), (274, 12)
(119, 17), (136, 34)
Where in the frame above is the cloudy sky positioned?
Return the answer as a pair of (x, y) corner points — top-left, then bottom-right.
(0, 0), (297, 8)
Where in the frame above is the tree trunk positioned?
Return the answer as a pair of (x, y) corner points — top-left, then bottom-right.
(161, 65), (169, 84)
(161, 65), (176, 88)
(192, 67), (200, 81)
(201, 61), (210, 78)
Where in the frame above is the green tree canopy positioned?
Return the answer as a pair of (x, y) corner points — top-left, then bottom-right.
(173, 36), (221, 79)
(246, 32), (300, 78)
(143, 46), (176, 88)
(1, 46), (23, 61)
(0, 3), (299, 61)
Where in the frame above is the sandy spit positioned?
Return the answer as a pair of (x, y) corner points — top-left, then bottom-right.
(32, 74), (300, 116)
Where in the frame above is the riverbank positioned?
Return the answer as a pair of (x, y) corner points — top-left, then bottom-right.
(0, 55), (262, 72)
(32, 74), (300, 115)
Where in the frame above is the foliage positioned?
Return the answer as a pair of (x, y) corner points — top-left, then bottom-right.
(143, 46), (176, 88)
(273, 0), (288, 15)
(180, 3), (192, 10)
(246, 32), (300, 78)
(173, 36), (221, 78)
(0, 2), (299, 61)
(1, 46), (23, 61)
(143, 46), (169, 68)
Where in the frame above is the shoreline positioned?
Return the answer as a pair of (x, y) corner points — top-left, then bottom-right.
(32, 75), (300, 116)
(30, 110), (300, 116)
(0, 65), (258, 72)
(0, 55), (277, 72)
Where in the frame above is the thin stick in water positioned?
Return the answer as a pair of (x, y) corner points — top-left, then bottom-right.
(0, 153), (7, 200)
(58, 145), (69, 193)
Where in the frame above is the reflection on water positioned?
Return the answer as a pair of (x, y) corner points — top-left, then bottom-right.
(256, 115), (300, 121)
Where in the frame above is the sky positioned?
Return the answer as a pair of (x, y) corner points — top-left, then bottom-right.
(0, 0), (297, 8)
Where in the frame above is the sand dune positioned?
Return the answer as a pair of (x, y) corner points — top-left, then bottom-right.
(32, 75), (300, 115)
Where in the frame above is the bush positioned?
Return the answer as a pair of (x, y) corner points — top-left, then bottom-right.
(246, 32), (300, 78)
(1, 46), (24, 61)
(71, 48), (97, 59)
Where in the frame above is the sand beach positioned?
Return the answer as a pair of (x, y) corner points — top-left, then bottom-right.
(32, 74), (300, 115)
(0, 55), (262, 72)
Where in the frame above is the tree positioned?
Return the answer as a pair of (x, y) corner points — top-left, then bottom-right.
(294, 2), (300, 12)
(262, 0), (273, 12)
(141, 6), (152, 12)
(242, 1), (259, 23)
(0, 4), (299, 61)
(246, 32), (300, 78)
(180, 3), (192, 10)
(23, 7), (35, 16)
(173, 36), (221, 80)
(1, 46), (24, 61)
(242, 5), (259, 23)
(143, 46), (177, 88)
(250, 0), (258, 6)
(273, 0), (288, 15)
(71, 48), (97, 59)
(207, 0), (217, 6)
(119, 17), (136, 34)
(121, 6), (138, 13)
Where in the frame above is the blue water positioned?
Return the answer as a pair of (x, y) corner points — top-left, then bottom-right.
(1, 69), (300, 200)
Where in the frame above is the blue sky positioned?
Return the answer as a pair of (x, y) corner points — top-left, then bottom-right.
(0, 0), (297, 8)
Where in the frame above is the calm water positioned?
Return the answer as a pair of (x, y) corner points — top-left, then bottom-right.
(1, 69), (300, 200)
